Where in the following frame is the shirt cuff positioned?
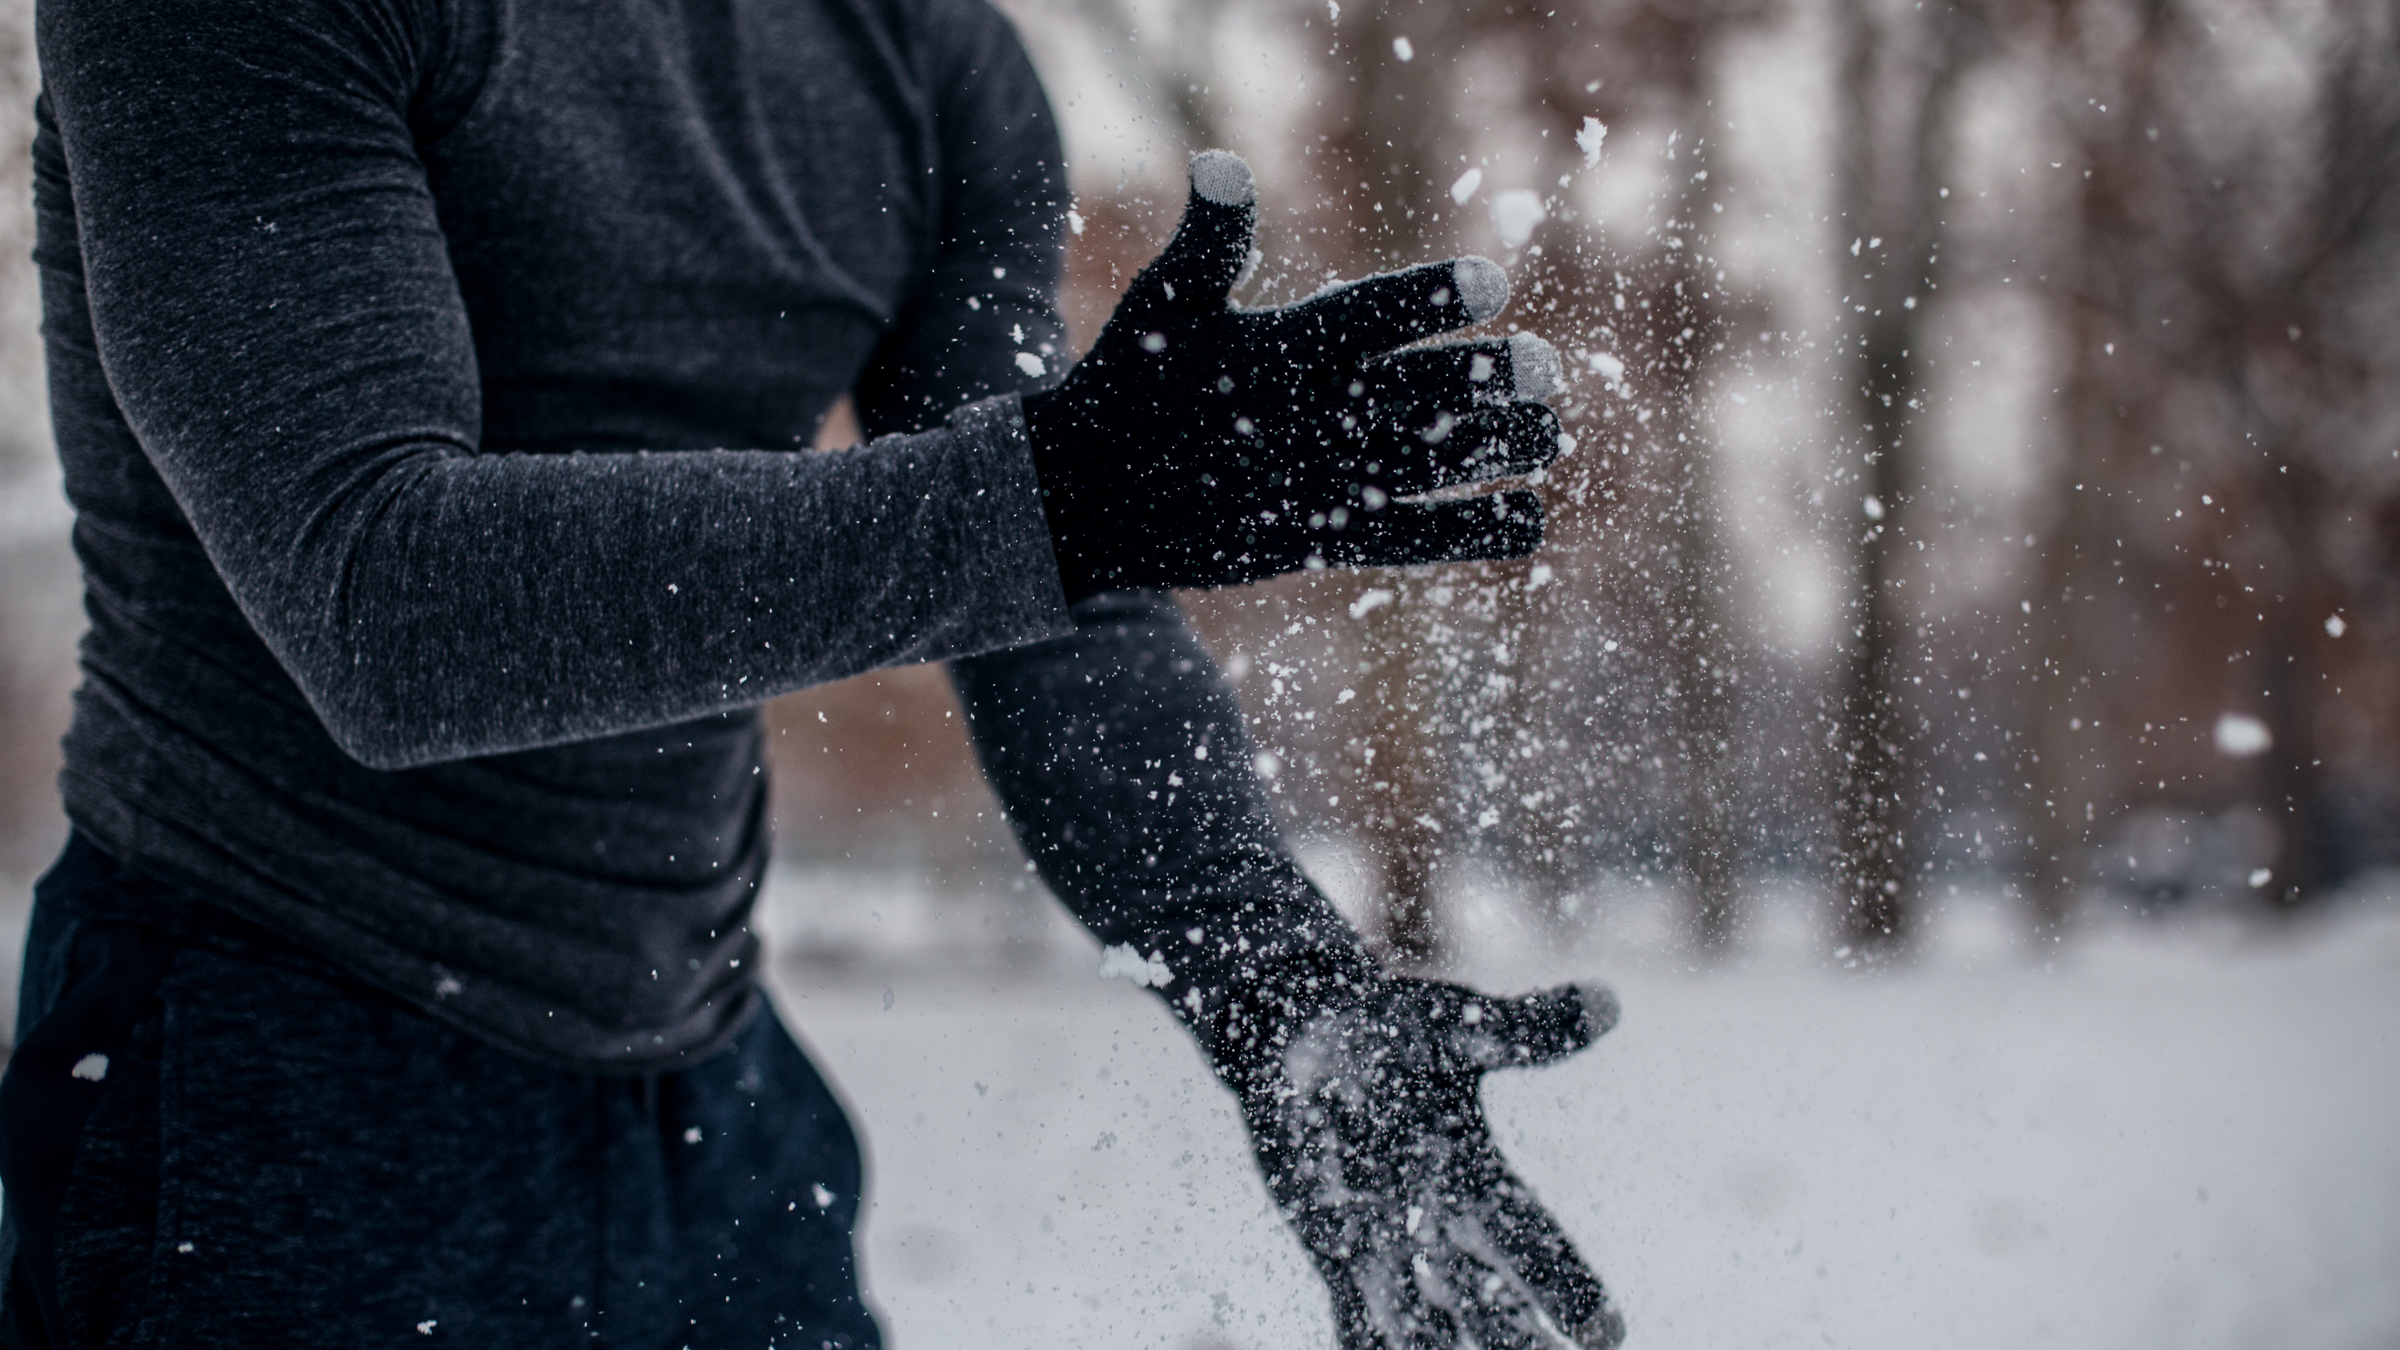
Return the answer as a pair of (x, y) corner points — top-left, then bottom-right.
(930, 393), (1075, 661)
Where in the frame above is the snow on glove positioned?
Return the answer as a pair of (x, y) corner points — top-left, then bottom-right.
(1215, 969), (1627, 1349)
(1022, 151), (1566, 602)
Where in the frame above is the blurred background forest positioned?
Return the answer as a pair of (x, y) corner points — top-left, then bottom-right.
(0, 0), (2395, 969)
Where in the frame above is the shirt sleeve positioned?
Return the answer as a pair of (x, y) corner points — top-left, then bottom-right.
(851, 0), (1071, 434)
(870, 4), (1378, 1016)
(949, 592), (1379, 1042)
(36, 0), (1073, 772)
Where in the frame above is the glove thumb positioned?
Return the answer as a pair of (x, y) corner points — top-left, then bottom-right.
(1137, 150), (1257, 312)
(1445, 983), (1619, 1072)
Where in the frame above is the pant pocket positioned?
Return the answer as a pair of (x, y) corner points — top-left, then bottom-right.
(0, 916), (174, 1350)
(143, 949), (599, 1350)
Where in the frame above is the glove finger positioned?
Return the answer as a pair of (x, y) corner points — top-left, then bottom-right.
(1352, 401), (1564, 497)
(1399, 1253), (1466, 1350)
(1305, 492), (1543, 570)
(1135, 150), (1258, 312)
(1444, 1242), (1553, 1350)
(1325, 1257), (1390, 1350)
(1331, 1244), (1450, 1350)
(1266, 256), (1508, 361)
(1359, 333), (1565, 406)
(1482, 1181), (1625, 1349)
(1441, 983), (1617, 1072)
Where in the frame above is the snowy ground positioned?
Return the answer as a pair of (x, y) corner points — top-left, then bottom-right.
(0, 867), (2393, 1349)
(769, 876), (2400, 1350)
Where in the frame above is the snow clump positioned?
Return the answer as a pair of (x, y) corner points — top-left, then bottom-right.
(1577, 117), (1608, 167)
(1450, 168), (1484, 204)
(1098, 943), (1173, 988)
(1490, 190), (1546, 249)
(2213, 712), (2272, 757)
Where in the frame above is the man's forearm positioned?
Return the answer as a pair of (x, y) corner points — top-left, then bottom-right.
(949, 591), (1377, 1045)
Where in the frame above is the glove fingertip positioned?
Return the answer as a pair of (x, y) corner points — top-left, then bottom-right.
(1144, 150), (1258, 306)
(1573, 983), (1621, 1042)
(1472, 983), (1611, 1067)
(1506, 332), (1564, 403)
(1454, 255), (1510, 322)
(1575, 1303), (1629, 1350)
(1190, 149), (1256, 206)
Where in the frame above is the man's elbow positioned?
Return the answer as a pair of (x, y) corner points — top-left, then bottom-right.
(307, 679), (471, 773)
(280, 629), (487, 772)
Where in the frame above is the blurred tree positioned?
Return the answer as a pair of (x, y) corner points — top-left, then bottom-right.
(1827, 0), (1984, 954)
(1028, 0), (1779, 962)
(2015, 0), (2400, 918)
(1014, 0), (2400, 961)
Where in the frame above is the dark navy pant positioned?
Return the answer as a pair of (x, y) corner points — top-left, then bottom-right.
(0, 836), (880, 1349)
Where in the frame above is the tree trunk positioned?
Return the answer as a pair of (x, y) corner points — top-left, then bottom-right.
(1829, 0), (1979, 955)
(2020, 401), (2100, 943)
(1326, 0), (1456, 968)
(2253, 453), (2336, 908)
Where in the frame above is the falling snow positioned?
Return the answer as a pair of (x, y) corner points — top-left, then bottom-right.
(1489, 190), (1545, 248)
(760, 889), (2400, 1350)
(2212, 712), (2272, 758)
(1576, 116), (1607, 167)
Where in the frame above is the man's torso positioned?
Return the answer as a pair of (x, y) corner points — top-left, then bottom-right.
(43, 0), (1001, 1066)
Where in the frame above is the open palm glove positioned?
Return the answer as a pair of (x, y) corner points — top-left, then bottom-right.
(1208, 963), (1628, 1349)
(1023, 151), (1566, 601)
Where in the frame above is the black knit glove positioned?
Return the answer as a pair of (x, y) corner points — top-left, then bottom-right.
(1023, 151), (1565, 602)
(1210, 965), (1627, 1349)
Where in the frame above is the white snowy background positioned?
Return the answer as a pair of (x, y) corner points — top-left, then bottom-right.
(749, 870), (2400, 1350)
(0, 868), (2392, 1348)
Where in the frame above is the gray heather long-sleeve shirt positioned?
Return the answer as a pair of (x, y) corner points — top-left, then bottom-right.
(36, 0), (1361, 1069)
